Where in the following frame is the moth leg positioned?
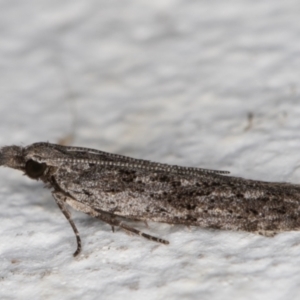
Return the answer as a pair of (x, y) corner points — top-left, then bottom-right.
(108, 208), (118, 233)
(52, 192), (82, 257)
(117, 221), (169, 245)
(95, 211), (169, 245)
(60, 197), (169, 248)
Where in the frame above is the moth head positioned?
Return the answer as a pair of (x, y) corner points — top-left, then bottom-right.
(0, 145), (48, 180)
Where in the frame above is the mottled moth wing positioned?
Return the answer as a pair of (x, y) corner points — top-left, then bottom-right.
(52, 149), (300, 237)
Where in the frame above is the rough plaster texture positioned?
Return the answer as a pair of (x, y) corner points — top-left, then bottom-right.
(0, 0), (300, 299)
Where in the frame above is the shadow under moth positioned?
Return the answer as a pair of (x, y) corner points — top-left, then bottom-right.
(1, 142), (299, 256)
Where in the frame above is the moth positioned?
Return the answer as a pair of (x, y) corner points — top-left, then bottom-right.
(1, 142), (300, 256)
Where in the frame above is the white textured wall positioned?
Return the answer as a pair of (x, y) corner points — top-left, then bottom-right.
(0, 1), (300, 299)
